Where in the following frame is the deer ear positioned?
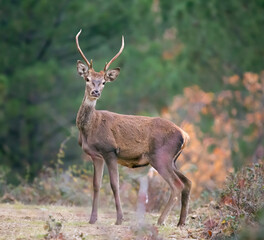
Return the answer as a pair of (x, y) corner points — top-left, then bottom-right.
(105, 68), (120, 82)
(77, 60), (88, 77)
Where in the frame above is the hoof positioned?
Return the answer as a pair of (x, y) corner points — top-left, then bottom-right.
(157, 218), (165, 226)
(115, 218), (123, 225)
(177, 221), (185, 227)
(89, 217), (97, 224)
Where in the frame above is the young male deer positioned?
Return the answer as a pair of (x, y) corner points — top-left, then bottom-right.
(75, 30), (191, 226)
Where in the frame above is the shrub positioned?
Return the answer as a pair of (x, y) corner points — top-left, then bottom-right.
(220, 163), (264, 237)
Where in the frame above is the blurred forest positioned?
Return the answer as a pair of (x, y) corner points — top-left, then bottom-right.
(0, 0), (264, 196)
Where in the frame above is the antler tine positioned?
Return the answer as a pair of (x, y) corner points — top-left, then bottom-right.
(76, 29), (91, 69)
(104, 35), (124, 71)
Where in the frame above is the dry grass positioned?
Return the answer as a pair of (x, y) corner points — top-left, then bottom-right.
(0, 202), (216, 240)
(1, 199), (263, 239)
(0, 203), (134, 240)
(1, 164), (263, 239)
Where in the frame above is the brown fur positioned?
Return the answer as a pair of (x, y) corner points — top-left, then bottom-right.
(75, 37), (191, 226)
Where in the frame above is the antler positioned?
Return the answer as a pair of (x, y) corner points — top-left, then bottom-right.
(76, 29), (92, 69)
(104, 36), (124, 71)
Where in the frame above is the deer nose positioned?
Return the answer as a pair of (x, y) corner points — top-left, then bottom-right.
(91, 90), (101, 97)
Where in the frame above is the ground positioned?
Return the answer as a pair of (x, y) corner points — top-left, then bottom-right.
(0, 203), (211, 240)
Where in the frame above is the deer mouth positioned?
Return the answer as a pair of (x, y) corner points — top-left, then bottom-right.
(90, 90), (101, 98)
(91, 93), (100, 99)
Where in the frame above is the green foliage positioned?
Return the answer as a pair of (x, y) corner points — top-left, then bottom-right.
(0, 0), (161, 182)
(0, 165), (10, 196)
(160, 0), (264, 90)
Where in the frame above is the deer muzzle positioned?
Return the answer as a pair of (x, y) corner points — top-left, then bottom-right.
(91, 90), (101, 98)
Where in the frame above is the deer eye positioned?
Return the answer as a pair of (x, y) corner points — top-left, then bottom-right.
(86, 78), (90, 82)
(102, 81), (106, 85)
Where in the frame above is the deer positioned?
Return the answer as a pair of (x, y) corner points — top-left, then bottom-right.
(75, 30), (191, 226)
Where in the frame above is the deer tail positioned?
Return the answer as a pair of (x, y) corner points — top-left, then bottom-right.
(180, 130), (190, 150)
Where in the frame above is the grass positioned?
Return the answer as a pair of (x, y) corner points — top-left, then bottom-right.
(0, 202), (205, 240)
(1, 163), (263, 239)
(1, 197), (263, 239)
(0, 202), (218, 240)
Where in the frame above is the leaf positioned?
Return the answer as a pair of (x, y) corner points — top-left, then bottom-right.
(221, 196), (234, 206)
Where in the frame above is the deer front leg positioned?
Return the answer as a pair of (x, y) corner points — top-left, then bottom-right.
(105, 155), (123, 225)
(89, 156), (104, 224)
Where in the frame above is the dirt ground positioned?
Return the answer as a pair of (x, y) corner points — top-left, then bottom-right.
(0, 203), (208, 240)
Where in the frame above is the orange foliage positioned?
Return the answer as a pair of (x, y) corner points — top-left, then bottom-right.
(158, 71), (264, 199)
(223, 74), (240, 85)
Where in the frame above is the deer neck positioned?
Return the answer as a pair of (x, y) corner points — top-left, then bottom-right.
(76, 92), (97, 130)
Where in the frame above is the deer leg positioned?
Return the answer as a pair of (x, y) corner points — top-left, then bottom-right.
(105, 156), (123, 225)
(89, 157), (104, 224)
(150, 140), (186, 226)
(156, 169), (184, 225)
(174, 169), (192, 226)
(151, 153), (184, 225)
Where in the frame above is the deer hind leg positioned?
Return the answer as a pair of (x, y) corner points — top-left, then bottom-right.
(150, 151), (185, 225)
(171, 149), (192, 226)
(158, 170), (184, 225)
(174, 169), (191, 226)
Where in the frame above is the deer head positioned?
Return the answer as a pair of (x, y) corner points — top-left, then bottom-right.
(76, 30), (124, 101)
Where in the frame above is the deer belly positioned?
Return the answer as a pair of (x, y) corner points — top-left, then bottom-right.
(117, 153), (149, 168)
